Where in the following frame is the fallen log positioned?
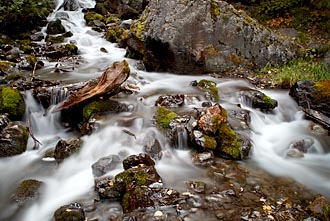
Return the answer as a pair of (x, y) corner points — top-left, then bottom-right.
(54, 60), (130, 112)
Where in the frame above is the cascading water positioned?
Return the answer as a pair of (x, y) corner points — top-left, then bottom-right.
(1, 0), (330, 220)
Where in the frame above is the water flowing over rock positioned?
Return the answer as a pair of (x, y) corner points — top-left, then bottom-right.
(0, 122), (29, 157)
(241, 90), (278, 112)
(127, 0), (300, 74)
(92, 155), (121, 177)
(11, 179), (43, 206)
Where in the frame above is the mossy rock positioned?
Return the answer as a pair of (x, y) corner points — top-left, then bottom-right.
(196, 79), (219, 102)
(0, 87), (25, 120)
(210, 0), (220, 22)
(64, 43), (78, 55)
(46, 19), (66, 35)
(45, 35), (65, 44)
(218, 123), (242, 160)
(0, 61), (17, 75)
(84, 11), (104, 26)
(82, 99), (128, 120)
(0, 74), (26, 84)
(12, 179), (43, 206)
(155, 106), (177, 129)
(105, 25), (125, 44)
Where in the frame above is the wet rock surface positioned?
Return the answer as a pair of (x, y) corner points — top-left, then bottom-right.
(0, 122), (29, 157)
(54, 202), (85, 221)
(11, 179), (43, 206)
(241, 90), (278, 111)
(54, 137), (82, 163)
(92, 155), (121, 177)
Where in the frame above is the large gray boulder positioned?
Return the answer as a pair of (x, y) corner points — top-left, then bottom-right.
(127, 0), (300, 74)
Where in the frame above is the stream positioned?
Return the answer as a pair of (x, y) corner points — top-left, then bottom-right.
(0, 0), (330, 220)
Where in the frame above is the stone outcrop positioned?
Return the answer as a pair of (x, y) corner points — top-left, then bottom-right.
(127, 0), (300, 74)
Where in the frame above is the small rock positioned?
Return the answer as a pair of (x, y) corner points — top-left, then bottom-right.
(91, 155), (121, 177)
(54, 202), (85, 221)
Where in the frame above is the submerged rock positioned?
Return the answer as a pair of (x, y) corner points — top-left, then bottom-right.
(54, 202), (85, 221)
(0, 122), (29, 157)
(11, 179), (43, 206)
(127, 0), (300, 74)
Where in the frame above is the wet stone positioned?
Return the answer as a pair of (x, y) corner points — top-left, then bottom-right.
(54, 202), (85, 221)
(142, 131), (162, 160)
(122, 153), (155, 170)
(54, 137), (81, 163)
(95, 176), (124, 199)
(11, 179), (43, 206)
(91, 155), (121, 177)
(191, 151), (215, 166)
(186, 181), (207, 193)
(155, 94), (185, 107)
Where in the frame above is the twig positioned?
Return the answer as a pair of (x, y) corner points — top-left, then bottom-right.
(27, 110), (42, 150)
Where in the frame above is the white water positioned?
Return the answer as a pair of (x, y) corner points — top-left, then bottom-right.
(1, 0), (330, 220)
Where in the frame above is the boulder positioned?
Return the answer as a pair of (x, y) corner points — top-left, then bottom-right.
(122, 153), (155, 170)
(0, 122), (29, 157)
(142, 131), (162, 160)
(46, 19), (66, 35)
(54, 202), (85, 221)
(290, 80), (330, 118)
(127, 0), (300, 74)
(54, 138), (82, 163)
(62, 0), (80, 11)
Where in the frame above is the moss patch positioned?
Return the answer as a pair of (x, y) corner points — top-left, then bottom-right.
(156, 106), (177, 129)
(197, 79), (219, 101)
(218, 123), (241, 160)
(0, 87), (25, 120)
(83, 100), (122, 120)
(314, 80), (330, 100)
(210, 0), (220, 22)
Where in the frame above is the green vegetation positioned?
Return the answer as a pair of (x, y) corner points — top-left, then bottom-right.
(0, 0), (54, 35)
(197, 79), (219, 101)
(0, 87), (25, 120)
(219, 123), (242, 159)
(314, 80), (330, 100)
(252, 0), (330, 33)
(156, 107), (177, 129)
(259, 59), (330, 88)
(210, 0), (221, 22)
(83, 100), (121, 120)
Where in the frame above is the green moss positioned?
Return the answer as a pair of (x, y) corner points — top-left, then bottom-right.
(204, 135), (217, 149)
(106, 15), (120, 24)
(105, 26), (124, 43)
(45, 35), (65, 44)
(314, 80), (330, 100)
(115, 169), (148, 187)
(156, 106), (177, 129)
(83, 100), (120, 120)
(0, 87), (25, 120)
(84, 11), (104, 25)
(0, 61), (15, 73)
(130, 9), (148, 40)
(210, 0), (220, 22)
(218, 123), (241, 160)
(260, 95), (275, 108)
(65, 43), (78, 54)
(197, 79), (219, 101)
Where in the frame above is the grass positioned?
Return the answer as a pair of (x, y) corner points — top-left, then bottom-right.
(258, 59), (330, 88)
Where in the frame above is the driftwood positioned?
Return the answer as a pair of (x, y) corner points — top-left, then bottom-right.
(55, 60), (130, 112)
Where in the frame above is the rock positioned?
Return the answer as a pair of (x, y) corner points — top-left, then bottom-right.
(92, 155), (121, 177)
(142, 131), (162, 160)
(192, 104), (247, 160)
(241, 90), (278, 111)
(0, 87), (25, 120)
(155, 94), (185, 107)
(186, 181), (207, 193)
(46, 19), (66, 35)
(122, 153), (155, 170)
(0, 122), (29, 157)
(54, 138), (82, 163)
(95, 176), (124, 199)
(54, 202), (85, 221)
(155, 106), (178, 129)
(11, 179), (43, 206)
(127, 0), (300, 74)
(290, 80), (330, 118)
(45, 44), (79, 60)
(306, 195), (329, 217)
(289, 138), (314, 153)
(62, 0), (80, 11)
(192, 79), (219, 102)
(95, 0), (149, 19)
(0, 60), (20, 76)
(192, 151), (215, 166)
